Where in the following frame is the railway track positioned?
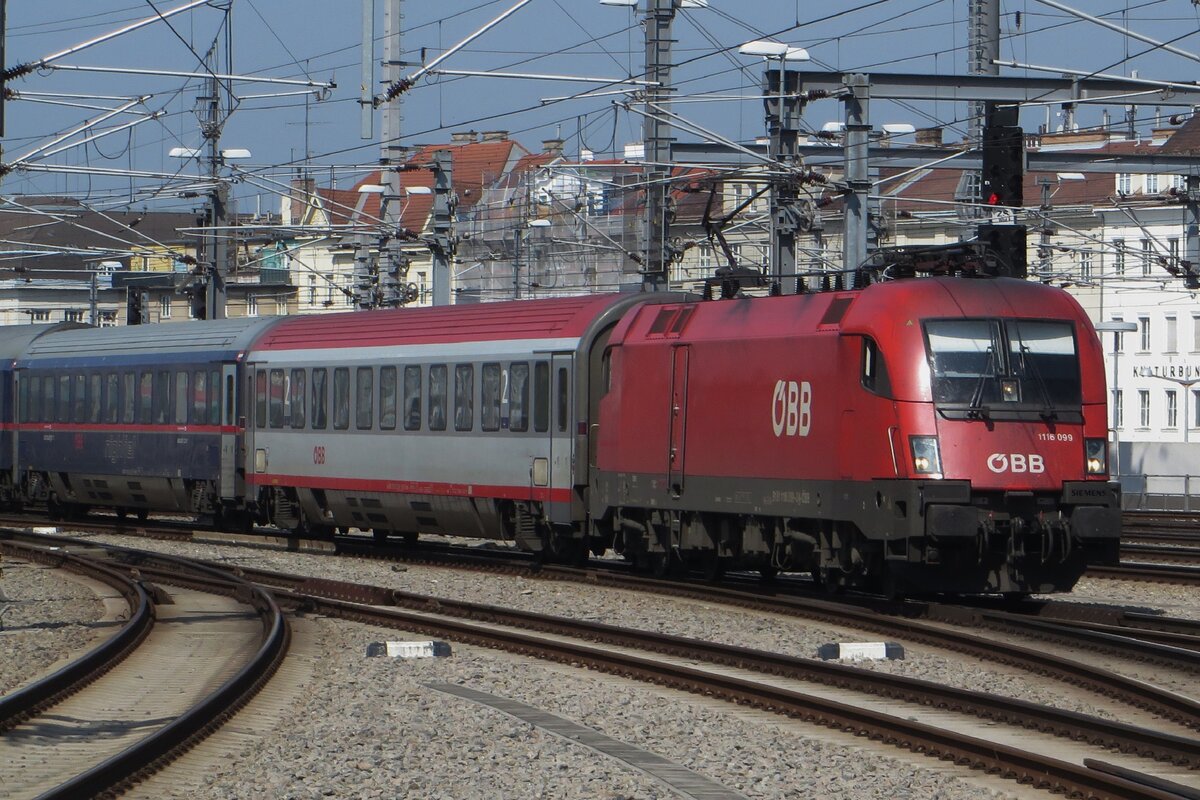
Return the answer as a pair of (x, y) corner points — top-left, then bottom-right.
(10, 528), (1200, 798)
(0, 536), (289, 799)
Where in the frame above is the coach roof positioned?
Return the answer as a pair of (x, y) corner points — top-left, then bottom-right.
(18, 316), (281, 368)
(251, 295), (650, 351)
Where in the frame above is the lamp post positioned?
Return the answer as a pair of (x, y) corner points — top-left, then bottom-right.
(1094, 320), (1138, 485)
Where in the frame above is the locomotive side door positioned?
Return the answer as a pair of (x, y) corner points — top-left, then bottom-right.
(219, 363), (240, 499)
(668, 345), (690, 496)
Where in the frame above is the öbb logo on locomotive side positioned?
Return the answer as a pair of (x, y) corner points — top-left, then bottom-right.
(771, 380), (812, 437)
(987, 453), (1045, 474)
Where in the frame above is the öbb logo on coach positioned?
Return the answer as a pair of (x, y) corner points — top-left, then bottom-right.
(987, 453), (1045, 474)
(771, 380), (812, 437)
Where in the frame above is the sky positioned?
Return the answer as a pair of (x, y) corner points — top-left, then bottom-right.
(3, 0), (1200, 216)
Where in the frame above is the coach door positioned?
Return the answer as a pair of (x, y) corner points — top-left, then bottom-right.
(668, 346), (690, 496)
(219, 363), (239, 498)
(539, 353), (572, 514)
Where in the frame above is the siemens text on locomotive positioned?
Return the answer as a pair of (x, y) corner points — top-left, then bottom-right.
(5, 275), (1120, 595)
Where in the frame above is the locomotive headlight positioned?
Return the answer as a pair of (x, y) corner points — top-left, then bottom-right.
(909, 436), (943, 477)
(1085, 437), (1107, 475)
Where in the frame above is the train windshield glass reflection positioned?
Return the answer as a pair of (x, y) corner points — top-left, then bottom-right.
(925, 319), (1080, 411)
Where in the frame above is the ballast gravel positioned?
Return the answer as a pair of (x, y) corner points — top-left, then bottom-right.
(0, 558), (104, 695)
(16, 529), (1198, 798)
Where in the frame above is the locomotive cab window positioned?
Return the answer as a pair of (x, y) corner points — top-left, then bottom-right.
(924, 319), (1081, 420)
(861, 337), (893, 396)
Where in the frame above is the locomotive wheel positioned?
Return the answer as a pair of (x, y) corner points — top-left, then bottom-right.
(702, 554), (726, 583)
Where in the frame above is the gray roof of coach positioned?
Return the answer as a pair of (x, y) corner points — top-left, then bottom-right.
(22, 316), (281, 359)
(0, 323), (87, 362)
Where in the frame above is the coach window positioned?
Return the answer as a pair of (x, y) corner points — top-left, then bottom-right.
(255, 369), (268, 428)
(19, 375), (30, 423)
(509, 362), (529, 432)
(57, 375), (71, 422)
(379, 366), (397, 430)
(269, 369), (286, 428)
(356, 367), (374, 430)
(212, 370), (223, 426)
(104, 374), (119, 424)
(333, 367), (350, 430)
(154, 370), (171, 424)
(88, 374), (102, 423)
(428, 364), (447, 431)
(73, 375), (86, 422)
(311, 368), (328, 429)
(289, 369), (306, 429)
(454, 364), (474, 431)
(136, 372), (152, 424)
(122, 373), (135, 423)
(860, 337), (893, 397)
(403, 365), (422, 431)
(556, 367), (569, 433)
(481, 363), (501, 432)
(174, 372), (189, 425)
(26, 376), (39, 423)
(192, 371), (207, 424)
(534, 361), (549, 432)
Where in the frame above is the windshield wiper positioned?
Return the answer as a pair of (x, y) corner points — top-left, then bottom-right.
(1019, 344), (1058, 421)
(966, 346), (995, 419)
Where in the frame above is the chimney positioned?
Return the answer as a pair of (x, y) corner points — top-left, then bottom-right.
(914, 127), (943, 147)
(481, 130), (509, 142)
(450, 130), (479, 144)
(288, 177), (317, 225)
(542, 138), (564, 155)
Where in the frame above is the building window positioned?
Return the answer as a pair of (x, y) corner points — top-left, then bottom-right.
(29, 309), (50, 322)
(1079, 250), (1093, 280)
(1173, 174), (1186, 191)
(1113, 239), (1125, 276)
(1169, 237), (1179, 265)
(64, 309), (84, 323)
(1194, 315), (1200, 353)
(325, 274), (336, 307)
(1117, 173), (1131, 195)
(158, 295), (170, 319)
(1141, 239), (1152, 276)
(1139, 389), (1151, 428)
(1166, 315), (1178, 352)
(1112, 316), (1127, 353)
(1146, 173), (1159, 194)
(1194, 389), (1200, 428)
(1115, 389), (1124, 429)
(1166, 389), (1178, 428)
(308, 275), (317, 306)
(98, 312), (117, 328)
(1139, 316), (1151, 352)
(246, 294), (258, 317)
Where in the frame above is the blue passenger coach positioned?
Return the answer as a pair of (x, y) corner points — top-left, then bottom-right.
(0, 323), (84, 506)
(15, 317), (279, 521)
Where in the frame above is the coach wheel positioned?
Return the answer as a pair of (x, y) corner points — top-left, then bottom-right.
(759, 565), (778, 582)
(373, 529), (389, 544)
(136, 509), (149, 523)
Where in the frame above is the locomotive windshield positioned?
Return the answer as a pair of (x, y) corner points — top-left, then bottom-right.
(924, 319), (1081, 421)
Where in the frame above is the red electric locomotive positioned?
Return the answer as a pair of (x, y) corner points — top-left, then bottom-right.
(589, 276), (1118, 595)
